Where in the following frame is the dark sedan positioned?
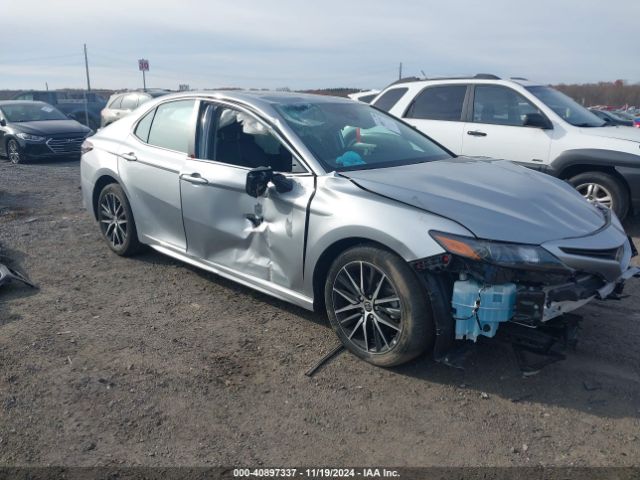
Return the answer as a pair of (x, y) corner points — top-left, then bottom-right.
(0, 101), (92, 164)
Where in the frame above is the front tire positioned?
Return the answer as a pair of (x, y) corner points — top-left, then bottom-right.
(97, 183), (142, 256)
(324, 245), (434, 367)
(568, 171), (629, 219)
(7, 139), (25, 164)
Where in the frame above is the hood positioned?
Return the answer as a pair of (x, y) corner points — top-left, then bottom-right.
(342, 158), (606, 245)
(579, 125), (640, 143)
(11, 120), (90, 136)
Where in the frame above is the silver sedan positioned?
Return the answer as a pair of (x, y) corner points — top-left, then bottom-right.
(81, 91), (638, 367)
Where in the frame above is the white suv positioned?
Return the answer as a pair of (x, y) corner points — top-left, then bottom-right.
(373, 75), (640, 219)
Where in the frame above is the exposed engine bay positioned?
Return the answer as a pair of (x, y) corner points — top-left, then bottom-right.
(412, 236), (640, 371)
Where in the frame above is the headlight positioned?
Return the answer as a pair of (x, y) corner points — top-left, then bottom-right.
(16, 133), (45, 142)
(430, 231), (567, 270)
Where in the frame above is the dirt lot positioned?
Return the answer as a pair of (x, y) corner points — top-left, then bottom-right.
(1, 158), (639, 468)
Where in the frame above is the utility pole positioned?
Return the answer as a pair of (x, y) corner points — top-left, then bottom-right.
(83, 43), (91, 128)
(399, 62), (403, 80)
(84, 43), (91, 91)
(45, 82), (49, 91)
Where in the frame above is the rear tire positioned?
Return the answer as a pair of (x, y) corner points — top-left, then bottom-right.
(324, 245), (434, 367)
(568, 171), (629, 219)
(97, 183), (142, 256)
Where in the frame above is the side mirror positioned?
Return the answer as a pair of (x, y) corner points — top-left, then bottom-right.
(245, 166), (295, 198)
(523, 113), (552, 129)
(246, 166), (272, 198)
(0, 119), (6, 127)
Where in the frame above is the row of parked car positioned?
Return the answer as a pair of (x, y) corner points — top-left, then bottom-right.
(9, 88), (171, 130)
(0, 88), (170, 165)
(588, 108), (640, 127)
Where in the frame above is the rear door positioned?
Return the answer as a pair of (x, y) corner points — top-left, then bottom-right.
(461, 84), (552, 167)
(180, 101), (315, 291)
(118, 98), (197, 250)
(401, 84), (468, 153)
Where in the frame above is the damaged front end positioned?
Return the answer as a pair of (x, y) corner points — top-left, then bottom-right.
(412, 229), (640, 370)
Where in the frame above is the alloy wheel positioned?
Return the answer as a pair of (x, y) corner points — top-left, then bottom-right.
(331, 261), (403, 354)
(577, 182), (613, 209)
(7, 140), (21, 164)
(99, 192), (128, 249)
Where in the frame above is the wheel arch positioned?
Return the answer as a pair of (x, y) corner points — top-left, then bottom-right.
(553, 149), (636, 183)
(311, 237), (410, 312)
(552, 149), (636, 214)
(91, 174), (120, 220)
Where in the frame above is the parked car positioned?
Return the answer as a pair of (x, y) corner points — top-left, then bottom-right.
(13, 90), (105, 130)
(0, 101), (92, 164)
(347, 90), (380, 104)
(589, 108), (634, 126)
(81, 91), (638, 367)
(101, 90), (169, 128)
(373, 75), (640, 219)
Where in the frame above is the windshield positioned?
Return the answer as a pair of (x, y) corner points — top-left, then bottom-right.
(526, 86), (605, 127)
(274, 101), (451, 172)
(1, 103), (67, 122)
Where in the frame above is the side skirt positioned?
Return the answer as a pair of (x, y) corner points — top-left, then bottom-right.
(148, 243), (315, 311)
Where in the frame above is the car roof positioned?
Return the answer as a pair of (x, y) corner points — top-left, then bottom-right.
(146, 90), (354, 118)
(0, 100), (50, 107)
(202, 90), (352, 104)
(386, 76), (543, 89)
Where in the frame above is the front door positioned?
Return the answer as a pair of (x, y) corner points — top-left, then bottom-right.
(180, 103), (315, 291)
(461, 85), (552, 168)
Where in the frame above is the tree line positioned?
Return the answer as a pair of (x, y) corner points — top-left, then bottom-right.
(554, 80), (640, 108)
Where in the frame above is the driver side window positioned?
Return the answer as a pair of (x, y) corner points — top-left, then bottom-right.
(199, 105), (306, 173)
(473, 85), (542, 126)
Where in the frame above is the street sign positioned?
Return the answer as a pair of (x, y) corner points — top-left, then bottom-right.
(138, 59), (149, 71)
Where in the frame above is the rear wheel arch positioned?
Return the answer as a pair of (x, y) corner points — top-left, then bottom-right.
(92, 175), (120, 219)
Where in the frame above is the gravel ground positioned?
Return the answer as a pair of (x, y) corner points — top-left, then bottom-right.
(0, 158), (639, 467)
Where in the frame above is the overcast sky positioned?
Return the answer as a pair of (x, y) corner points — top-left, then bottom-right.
(1, 0), (638, 91)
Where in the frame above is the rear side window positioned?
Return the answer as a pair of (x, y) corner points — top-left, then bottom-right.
(134, 108), (156, 142)
(405, 85), (467, 121)
(137, 94), (152, 107)
(372, 88), (408, 112)
(147, 100), (195, 153)
(120, 94), (140, 110)
(109, 95), (124, 109)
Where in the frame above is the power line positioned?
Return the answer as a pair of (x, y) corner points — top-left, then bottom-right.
(0, 53), (82, 64)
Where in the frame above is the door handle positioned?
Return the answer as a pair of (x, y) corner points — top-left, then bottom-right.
(120, 152), (137, 161)
(467, 130), (487, 137)
(180, 173), (209, 185)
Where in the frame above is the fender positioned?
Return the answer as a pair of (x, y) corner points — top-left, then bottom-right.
(548, 148), (640, 177)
